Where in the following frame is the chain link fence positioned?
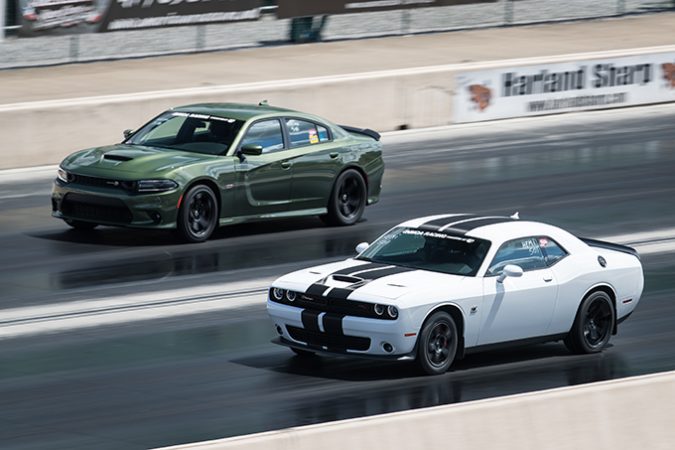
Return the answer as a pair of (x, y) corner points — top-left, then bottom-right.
(0, 0), (673, 69)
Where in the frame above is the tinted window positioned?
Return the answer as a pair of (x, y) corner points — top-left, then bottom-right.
(487, 237), (547, 275)
(241, 120), (285, 153)
(286, 119), (330, 147)
(357, 227), (491, 276)
(127, 112), (243, 155)
(538, 236), (568, 266)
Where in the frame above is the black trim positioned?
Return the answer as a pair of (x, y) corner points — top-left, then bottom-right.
(272, 337), (416, 360)
(579, 237), (640, 259)
(617, 311), (633, 325)
(465, 333), (567, 354)
(286, 325), (369, 352)
(301, 310), (321, 333)
(339, 125), (381, 141)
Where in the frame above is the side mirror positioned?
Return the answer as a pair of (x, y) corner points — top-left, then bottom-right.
(497, 264), (523, 283)
(123, 129), (134, 140)
(355, 242), (369, 254)
(240, 144), (263, 156)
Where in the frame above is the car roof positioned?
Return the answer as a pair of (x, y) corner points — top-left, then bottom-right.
(399, 213), (576, 244)
(172, 103), (301, 121)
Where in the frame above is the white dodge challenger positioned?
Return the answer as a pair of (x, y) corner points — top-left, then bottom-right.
(267, 214), (644, 375)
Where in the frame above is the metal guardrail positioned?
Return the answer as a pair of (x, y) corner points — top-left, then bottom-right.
(0, 0), (673, 68)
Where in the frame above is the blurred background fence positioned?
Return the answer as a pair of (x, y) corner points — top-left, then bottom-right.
(1, 0), (674, 69)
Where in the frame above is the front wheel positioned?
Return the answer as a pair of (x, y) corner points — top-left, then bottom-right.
(564, 291), (615, 354)
(323, 169), (366, 226)
(417, 311), (458, 376)
(177, 184), (219, 243)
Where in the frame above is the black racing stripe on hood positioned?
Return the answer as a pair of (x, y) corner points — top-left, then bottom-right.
(323, 313), (345, 335)
(301, 310), (321, 333)
(358, 265), (417, 280)
(327, 265), (417, 300)
(419, 214), (475, 231)
(446, 216), (513, 233)
(305, 284), (330, 296)
(330, 262), (388, 275)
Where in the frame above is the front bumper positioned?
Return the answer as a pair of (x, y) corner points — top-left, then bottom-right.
(51, 180), (181, 228)
(267, 300), (418, 358)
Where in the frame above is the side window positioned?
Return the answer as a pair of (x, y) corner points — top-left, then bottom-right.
(285, 119), (330, 147)
(240, 120), (284, 153)
(538, 236), (568, 266)
(487, 237), (547, 275)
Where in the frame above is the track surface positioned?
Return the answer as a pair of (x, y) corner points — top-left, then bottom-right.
(1, 108), (675, 449)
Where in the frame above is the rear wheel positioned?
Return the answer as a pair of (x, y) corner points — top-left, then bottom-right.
(323, 169), (366, 226)
(565, 290), (615, 354)
(177, 184), (218, 243)
(417, 311), (458, 375)
(64, 219), (98, 230)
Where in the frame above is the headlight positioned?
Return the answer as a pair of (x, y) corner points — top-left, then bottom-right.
(286, 290), (296, 302)
(136, 179), (178, 193)
(272, 288), (285, 301)
(387, 305), (398, 319)
(57, 167), (70, 183)
(374, 304), (384, 316)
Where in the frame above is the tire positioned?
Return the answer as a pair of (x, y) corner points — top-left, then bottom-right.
(176, 184), (219, 243)
(564, 290), (615, 354)
(64, 219), (98, 230)
(416, 311), (458, 376)
(323, 169), (367, 226)
(291, 348), (316, 357)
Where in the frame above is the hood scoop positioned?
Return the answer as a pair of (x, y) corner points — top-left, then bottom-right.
(331, 274), (364, 283)
(103, 153), (134, 162)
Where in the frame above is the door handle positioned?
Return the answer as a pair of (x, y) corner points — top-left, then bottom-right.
(543, 276), (553, 282)
(281, 161), (292, 169)
(329, 152), (339, 159)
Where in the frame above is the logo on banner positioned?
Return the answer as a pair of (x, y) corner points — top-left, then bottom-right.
(468, 84), (492, 111)
(663, 63), (675, 88)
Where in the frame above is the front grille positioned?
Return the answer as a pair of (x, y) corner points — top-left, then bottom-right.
(270, 289), (394, 320)
(61, 193), (133, 224)
(287, 325), (370, 352)
(71, 174), (132, 191)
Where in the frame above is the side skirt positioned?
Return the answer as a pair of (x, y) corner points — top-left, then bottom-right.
(465, 333), (568, 355)
(218, 207), (328, 226)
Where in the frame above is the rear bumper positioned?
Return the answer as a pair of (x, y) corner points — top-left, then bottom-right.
(51, 180), (180, 228)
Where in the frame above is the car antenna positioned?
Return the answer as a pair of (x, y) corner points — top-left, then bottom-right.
(258, 100), (269, 106)
(510, 211), (520, 220)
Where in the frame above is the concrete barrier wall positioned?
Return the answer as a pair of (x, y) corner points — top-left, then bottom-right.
(2, 45), (675, 169)
(156, 370), (675, 450)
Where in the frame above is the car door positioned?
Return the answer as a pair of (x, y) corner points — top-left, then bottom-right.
(283, 118), (344, 210)
(477, 236), (558, 345)
(233, 119), (293, 216)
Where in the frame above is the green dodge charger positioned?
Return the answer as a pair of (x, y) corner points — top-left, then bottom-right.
(52, 103), (384, 242)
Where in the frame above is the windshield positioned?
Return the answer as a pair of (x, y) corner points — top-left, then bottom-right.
(358, 227), (491, 276)
(126, 111), (244, 155)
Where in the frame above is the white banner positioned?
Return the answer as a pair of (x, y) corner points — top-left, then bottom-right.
(454, 52), (675, 123)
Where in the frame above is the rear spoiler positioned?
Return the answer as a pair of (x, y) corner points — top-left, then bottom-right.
(339, 125), (381, 141)
(578, 237), (639, 259)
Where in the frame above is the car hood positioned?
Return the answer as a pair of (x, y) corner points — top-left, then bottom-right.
(61, 144), (215, 178)
(273, 259), (468, 305)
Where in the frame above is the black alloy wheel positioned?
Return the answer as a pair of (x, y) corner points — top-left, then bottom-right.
(565, 291), (615, 354)
(177, 185), (218, 243)
(64, 219), (98, 230)
(417, 311), (458, 376)
(323, 169), (367, 226)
